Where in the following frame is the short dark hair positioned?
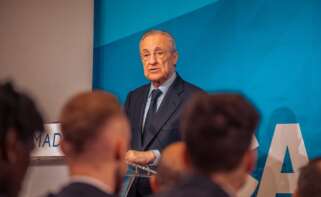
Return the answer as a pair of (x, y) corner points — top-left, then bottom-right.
(60, 91), (122, 154)
(0, 82), (44, 157)
(297, 157), (321, 197)
(181, 93), (259, 174)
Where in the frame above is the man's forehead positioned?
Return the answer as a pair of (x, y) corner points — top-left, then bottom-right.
(140, 34), (172, 49)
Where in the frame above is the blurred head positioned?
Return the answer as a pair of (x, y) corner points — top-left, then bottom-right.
(0, 82), (44, 197)
(181, 93), (259, 189)
(150, 142), (188, 193)
(59, 91), (130, 187)
(140, 30), (178, 86)
(295, 157), (321, 197)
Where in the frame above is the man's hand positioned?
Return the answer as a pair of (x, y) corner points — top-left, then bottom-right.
(125, 150), (156, 165)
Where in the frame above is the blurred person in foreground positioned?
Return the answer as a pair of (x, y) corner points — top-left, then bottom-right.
(150, 142), (188, 193)
(49, 91), (130, 197)
(0, 82), (44, 197)
(294, 157), (321, 197)
(154, 93), (260, 197)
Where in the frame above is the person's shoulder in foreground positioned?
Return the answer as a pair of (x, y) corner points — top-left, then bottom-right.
(153, 175), (229, 197)
(48, 182), (114, 197)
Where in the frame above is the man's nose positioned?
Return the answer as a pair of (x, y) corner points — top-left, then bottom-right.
(148, 53), (157, 64)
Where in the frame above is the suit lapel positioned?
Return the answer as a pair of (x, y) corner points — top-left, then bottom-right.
(143, 75), (185, 150)
(136, 86), (149, 150)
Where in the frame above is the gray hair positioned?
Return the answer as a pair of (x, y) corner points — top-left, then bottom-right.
(139, 30), (177, 52)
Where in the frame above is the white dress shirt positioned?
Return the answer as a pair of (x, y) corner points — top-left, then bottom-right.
(142, 72), (177, 165)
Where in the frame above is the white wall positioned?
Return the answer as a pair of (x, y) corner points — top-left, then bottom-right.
(0, 0), (93, 196)
(0, 0), (93, 122)
(23, 160), (69, 197)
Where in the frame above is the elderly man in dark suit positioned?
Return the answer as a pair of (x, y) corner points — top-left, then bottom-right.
(124, 30), (202, 197)
(50, 91), (130, 197)
(154, 93), (260, 197)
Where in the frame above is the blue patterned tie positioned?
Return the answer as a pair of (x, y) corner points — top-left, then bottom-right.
(142, 89), (162, 145)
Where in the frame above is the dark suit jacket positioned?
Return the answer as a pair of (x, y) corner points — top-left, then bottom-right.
(0, 193), (7, 197)
(48, 182), (113, 197)
(124, 73), (203, 197)
(153, 175), (230, 197)
(125, 73), (203, 152)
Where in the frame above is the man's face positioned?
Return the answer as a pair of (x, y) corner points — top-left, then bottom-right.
(140, 34), (178, 85)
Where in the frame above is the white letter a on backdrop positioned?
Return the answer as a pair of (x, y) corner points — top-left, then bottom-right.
(257, 123), (309, 197)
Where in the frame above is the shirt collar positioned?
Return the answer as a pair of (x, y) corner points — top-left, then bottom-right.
(149, 72), (177, 97)
(70, 175), (113, 194)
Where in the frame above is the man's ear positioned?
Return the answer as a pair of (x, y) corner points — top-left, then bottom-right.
(113, 136), (126, 161)
(5, 128), (19, 163)
(293, 189), (299, 197)
(245, 149), (257, 173)
(114, 139), (121, 162)
(60, 139), (72, 156)
(182, 144), (191, 169)
(150, 175), (160, 193)
(173, 51), (179, 66)
(113, 136), (129, 179)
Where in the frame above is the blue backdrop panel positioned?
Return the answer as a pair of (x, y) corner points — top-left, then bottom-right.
(94, 0), (321, 196)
